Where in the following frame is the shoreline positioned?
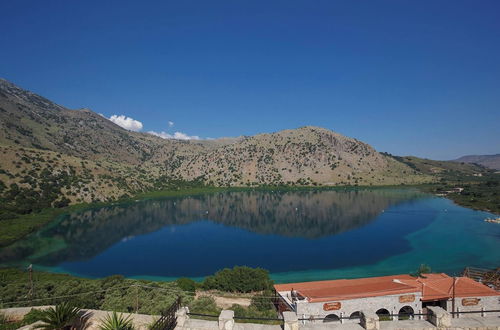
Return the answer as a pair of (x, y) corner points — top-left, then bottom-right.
(2, 189), (499, 284)
(0, 184), (424, 248)
(1, 180), (497, 248)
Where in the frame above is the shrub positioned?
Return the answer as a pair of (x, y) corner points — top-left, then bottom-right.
(188, 296), (220, 315)
(23, 309), (46, 324)
(176, 278), (197, 292)
(250, 292), (274, 312)
(34, 302), (81, 330)
(202, 266), (273, 293)
(98, 311), (134, 330)
(410, 264), (432, 278)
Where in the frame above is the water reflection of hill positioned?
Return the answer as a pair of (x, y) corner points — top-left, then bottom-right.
(1, 189), (425, 265)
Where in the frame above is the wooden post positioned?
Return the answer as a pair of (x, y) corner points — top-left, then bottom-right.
(451, 277), (456, 318)
(135, 286), (139, 313)
(28, 264), (34, 303)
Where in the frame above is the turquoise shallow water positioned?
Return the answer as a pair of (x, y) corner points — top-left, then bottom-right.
(270, 198), (500, 282)
(1, 189), (499, 283)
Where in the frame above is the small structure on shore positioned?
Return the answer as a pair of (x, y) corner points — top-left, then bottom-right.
(485, 217), (500, 224)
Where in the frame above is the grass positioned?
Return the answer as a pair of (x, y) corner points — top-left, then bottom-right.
(0, 202), (110, 248)
(0, 208), (69, 248)
(419, 173), (500, 214)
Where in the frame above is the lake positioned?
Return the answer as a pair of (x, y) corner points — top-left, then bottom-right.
(1, 188), (499, 283)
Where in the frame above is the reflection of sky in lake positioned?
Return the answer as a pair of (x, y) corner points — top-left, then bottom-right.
(2, 189), (499, 282)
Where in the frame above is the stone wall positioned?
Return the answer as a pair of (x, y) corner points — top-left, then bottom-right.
(451, 295), (500, 317)
(294, 292), (423, 323)
(0, 306), (155, 330)
(280, 290), (500, 323)
(2, 306), (500, 330)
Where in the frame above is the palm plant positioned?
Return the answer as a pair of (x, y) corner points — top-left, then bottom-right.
(35, 302), (81, 330)
(98, 312), (135, 330)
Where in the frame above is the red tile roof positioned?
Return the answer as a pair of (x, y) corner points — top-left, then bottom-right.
(415, 276), (499, 301)
(274, 273), (499, 303)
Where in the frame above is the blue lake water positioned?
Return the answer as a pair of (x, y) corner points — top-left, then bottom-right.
(1, 188), (499, 283)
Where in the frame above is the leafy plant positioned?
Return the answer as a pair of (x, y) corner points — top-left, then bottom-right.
(98, 311), (134, 330)
(176, 278), (197, 292)
(22, 309), (46, 325)
(410, 264), (432, 278)
(202, 266), (273, 293)
(250, 291), (274, 312)
(187, 296), (220, 315)
(34, 303), (81, 330)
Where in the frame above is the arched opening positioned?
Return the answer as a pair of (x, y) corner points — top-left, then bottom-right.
(376, 308), (391, 321)
(398, 306), (414, 320)
(349, 311), (361, 320)
(323, 314), (340, 323)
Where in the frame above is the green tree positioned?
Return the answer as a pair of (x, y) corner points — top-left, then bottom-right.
(202, 266), (273, 293)
(176, 278), (197, 292)
(411, 264), (432, 278)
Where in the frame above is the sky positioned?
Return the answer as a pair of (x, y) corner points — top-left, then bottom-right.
(0, 1), (499, 160)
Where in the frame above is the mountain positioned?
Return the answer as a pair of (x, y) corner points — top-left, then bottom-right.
(166, 126), (431, 186)
(453, 154), (500, 170)
(0, 78), (488, 211)
(0, 78), (212, 165)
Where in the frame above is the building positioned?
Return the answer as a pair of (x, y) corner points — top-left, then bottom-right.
(274, 273), (500, 323)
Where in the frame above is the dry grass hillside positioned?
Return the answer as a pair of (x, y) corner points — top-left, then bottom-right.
(165, 126), (433, 186)
(0, 78), (489, 212)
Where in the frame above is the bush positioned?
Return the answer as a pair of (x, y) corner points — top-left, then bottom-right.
(34, 302), (81, 330)
(250, 292), (274, 312)
(99, 311), (134, 330)
(176, 278), (197, 292)
(410, 264), (432, 278)
(188, 296), (220, 315)
(53, 198), (70, 208)
(202, 266), (273, 293)
(229, 304), (278, 323)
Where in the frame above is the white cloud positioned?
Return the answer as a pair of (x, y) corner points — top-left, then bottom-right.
(168, 121), (174, 127)
(148, 131), (200, 140)
(109, 115), (143, 132)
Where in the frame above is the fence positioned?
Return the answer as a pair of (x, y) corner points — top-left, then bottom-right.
(185, 308), (500, 324)
(2, 281), (500, 326)
(150, 297), (182, 330)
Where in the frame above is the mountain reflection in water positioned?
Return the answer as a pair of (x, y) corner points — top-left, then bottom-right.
(1, 189), (429, 276)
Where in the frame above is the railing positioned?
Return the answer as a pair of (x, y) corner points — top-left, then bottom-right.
(187, 312), (283, 325)
(150, 297), (182, 330)
(185, 309), (500, 325)
(462, 267), (500, 289)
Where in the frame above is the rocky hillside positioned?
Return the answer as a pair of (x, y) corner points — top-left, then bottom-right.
(0, 78), (488, 210)
(166, 126), (431, 186)
(0, 78), (214, 165)
(454, 154), (500, 170)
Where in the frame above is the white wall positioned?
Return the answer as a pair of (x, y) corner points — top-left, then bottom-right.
(291, 292), (423, 323)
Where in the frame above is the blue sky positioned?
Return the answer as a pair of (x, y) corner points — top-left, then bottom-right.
(1, 1), (499, 159)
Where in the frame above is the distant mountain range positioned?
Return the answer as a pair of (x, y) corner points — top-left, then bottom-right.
(0, 78), (490, 206)
(453, 154), (500, 170)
